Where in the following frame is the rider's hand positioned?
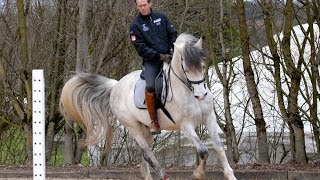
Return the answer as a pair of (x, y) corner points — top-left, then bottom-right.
(170, 48), (173, 55)
(160, 54), (172, 63)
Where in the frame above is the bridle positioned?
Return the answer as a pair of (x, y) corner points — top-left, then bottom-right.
(169, 57), (206, 92)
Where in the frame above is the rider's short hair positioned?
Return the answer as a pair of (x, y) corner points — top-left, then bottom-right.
(134, 0), (151, 4)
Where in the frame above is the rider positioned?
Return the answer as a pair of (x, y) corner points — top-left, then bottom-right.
(130, 0), (177, 135)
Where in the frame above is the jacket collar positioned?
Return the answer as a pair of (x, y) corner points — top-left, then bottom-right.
(139, 8), (153, 19)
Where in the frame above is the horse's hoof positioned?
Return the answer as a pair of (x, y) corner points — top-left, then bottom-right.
(164, 174), (174, 180)
(193, 171), (205, 180)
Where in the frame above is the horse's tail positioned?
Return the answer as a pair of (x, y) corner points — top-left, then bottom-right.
(59, 72), (118, 149)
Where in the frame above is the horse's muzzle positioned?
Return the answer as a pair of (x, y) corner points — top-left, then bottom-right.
(195, 92), (207, 101)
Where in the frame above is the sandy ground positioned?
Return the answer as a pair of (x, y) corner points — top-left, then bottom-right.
(0, 179), (115, 180)
(1, 163), (320, 179)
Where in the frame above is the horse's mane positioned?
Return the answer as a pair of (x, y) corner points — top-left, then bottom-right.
(175, 33), (207, 71)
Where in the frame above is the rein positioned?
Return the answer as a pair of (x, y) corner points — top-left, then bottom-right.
(168, 57), (205, 92)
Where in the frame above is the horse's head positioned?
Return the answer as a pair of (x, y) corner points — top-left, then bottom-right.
(172, 33), (208, 100)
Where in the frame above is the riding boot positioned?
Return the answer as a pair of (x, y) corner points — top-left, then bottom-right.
(145, 89), (161, 135)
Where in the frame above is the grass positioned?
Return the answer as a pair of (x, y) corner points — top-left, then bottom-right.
(0, 126), (28, 165)
(0, 127), (90, 166)
(49, 143), (90, 167)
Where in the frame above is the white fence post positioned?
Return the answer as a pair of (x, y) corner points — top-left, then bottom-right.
(32, 69), (46, 180)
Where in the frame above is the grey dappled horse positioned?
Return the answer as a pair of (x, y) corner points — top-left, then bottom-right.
(60, 33), (237, 180)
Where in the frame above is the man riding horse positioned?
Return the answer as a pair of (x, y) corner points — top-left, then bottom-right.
(130, 0), (177, 135)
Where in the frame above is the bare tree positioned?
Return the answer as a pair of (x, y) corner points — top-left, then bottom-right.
(259, 0), (309, 163)
(305, 0), (320, 159)
(236, 0), (270, 163)
(76, 0), (89, 72)
(280, 0), (308, 163)
(204, 0), (240, 164)
(16, 0), (33, 164)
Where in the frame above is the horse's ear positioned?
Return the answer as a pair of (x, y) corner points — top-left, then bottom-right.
(194, 37), (202, 49)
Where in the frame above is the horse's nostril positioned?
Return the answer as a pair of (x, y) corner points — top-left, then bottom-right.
(195, 93), (207, 100)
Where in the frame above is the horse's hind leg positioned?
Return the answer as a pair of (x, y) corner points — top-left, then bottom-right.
(139, 125), (154, 180)
(128, 124), (167, 180)
(181, 124), (208, 179)
(206, 119), (237, 180)
(141, 155), (152, 180)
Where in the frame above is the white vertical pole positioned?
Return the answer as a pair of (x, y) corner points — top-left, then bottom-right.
(32, 69), (46, 180)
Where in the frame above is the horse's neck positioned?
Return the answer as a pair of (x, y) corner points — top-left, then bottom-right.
(163, 60), (191, 97)
(163, 58), (184, 78)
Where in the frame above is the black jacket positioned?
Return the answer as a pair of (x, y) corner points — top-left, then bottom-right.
(130, 10), (177, 62)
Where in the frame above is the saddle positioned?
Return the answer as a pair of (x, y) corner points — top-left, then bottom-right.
(134, 70), (167, 109)
(134, 70), (175, 123)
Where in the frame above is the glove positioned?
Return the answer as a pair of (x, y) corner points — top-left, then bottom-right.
(160, 54), (172, 63)
(170, 49), (173, 55)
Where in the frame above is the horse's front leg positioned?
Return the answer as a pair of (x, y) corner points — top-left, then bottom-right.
(206, 118), (237, 180)
(181, 124), (208, 179)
